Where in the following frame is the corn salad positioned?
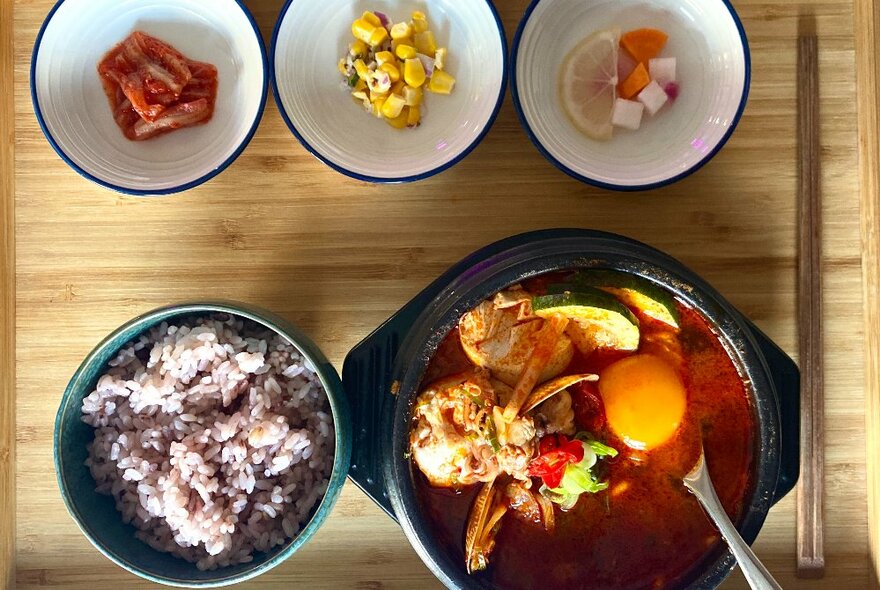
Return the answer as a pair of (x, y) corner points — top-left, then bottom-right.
(338, 10), (456, 129)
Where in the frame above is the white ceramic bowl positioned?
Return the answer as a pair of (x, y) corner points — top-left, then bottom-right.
(512, 0), (750, 191)
(31, 0), (268, 196)
(272, 1), (506, 183)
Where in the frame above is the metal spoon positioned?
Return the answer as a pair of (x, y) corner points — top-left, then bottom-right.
(683, 446), (783, 590)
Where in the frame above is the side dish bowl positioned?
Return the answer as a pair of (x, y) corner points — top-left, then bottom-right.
(511, 0), (750, 191)
(271, 0), (507, 183)
(55, 303), (351, 587)
(31, 0), (268, 196)
(342, 229), (799, 590)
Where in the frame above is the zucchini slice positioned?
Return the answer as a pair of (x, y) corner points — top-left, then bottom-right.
(532, 289), (640, 352)
(567, 270), (680, 329)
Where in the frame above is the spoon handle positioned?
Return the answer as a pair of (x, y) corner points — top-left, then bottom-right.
(685, 472), (783, 590)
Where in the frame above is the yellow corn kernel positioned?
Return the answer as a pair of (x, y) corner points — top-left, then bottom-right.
(404, 58), (426, 88)
(407, 105), (421, 127)
(391, 80), (406, 95)
(352, 90), (368, 101)
(350, 39), (369, 57)
(414, 31), (437, 55)
(390, 22), (413, 40)
(353, 59), (369, 79)
(351, 19), (376, 45)
(427, 69), (456, 94)
(368, 26), (388, 47)
(434, 47), (447, 70)
(380, 62), (400, 83)
(392, 37), (413, 52)
(403, 84), (423, 106)
(375, 51), (395, 66)
(412, 12), (428, 33)
(361, 11), (381, 27)
(386, 107), (409, 129)
(372, 96), (386, 117)
(381, 93), (406, 119)
(395, 44), (416, 60)
(353, 77), (368, 92)
(338, 58), (348, 76)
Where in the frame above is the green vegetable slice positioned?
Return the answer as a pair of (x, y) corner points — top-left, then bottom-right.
(566, 270), (680, 328)
(485, 419), (501, 453)
(539, 483), (579, 511)
(532, 288), (640, 352)
(560, 464), (610, 495)
(587, 440), (618, 458)
(573, 432), (619, 459)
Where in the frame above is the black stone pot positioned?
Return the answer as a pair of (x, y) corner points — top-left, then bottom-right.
(342, 229), (799, 590)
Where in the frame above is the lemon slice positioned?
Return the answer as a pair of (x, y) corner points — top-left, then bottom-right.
(559, 29), (620, 141)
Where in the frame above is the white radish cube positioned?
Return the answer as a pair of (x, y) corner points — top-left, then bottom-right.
(649, 57), (677, 85)
(638, 80), (669, 115)
(611, 98), (644, 130)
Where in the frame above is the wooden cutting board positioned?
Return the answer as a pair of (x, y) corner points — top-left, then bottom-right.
(2, 0), (879, 588)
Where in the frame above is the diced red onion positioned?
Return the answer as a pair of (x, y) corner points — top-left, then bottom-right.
(417, 53), (435, 77)
(664, 82), (680, 101)
(375, 11), (390, 27)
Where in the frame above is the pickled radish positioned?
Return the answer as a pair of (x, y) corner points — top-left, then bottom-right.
(617, 50), (638, 83)
(637, 80), (668, 115)
(611, 98), (644, 130)
(649, 57), (676, 85)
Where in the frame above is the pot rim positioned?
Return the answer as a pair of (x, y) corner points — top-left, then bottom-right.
(384, 229), (781, 590)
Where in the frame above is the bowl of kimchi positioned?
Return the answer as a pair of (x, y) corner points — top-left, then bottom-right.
(31, 0), (268, 196)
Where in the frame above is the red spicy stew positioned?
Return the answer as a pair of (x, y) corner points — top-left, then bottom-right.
(411, 272), (756, 590)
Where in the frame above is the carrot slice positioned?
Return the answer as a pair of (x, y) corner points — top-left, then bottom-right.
(620, 28), (669, 64)
(618, 62), (651, 100)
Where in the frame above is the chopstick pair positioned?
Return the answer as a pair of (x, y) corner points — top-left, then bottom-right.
(796, 28), (825, 579)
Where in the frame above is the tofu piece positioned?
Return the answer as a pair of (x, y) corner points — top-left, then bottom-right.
(611, 98), (645, 130)
(637, 80), (669, 116)
(649, 57), (677, 85)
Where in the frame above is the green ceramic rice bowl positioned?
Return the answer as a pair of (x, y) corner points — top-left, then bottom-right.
(54, 302), (352, 587)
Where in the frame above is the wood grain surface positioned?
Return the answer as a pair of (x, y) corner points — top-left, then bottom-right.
(855, 0), (880, 586)
(3, 0), (878, 589)
(1, 0), (16, 587)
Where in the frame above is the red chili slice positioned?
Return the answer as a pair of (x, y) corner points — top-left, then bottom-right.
(539, 434), (560, 455)
(528, 436), (585, 488)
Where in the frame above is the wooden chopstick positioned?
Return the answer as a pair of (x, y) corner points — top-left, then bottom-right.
(796, 31), (825, 579)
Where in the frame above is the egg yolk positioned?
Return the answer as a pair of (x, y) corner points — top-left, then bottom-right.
(598, 354), (686, 450)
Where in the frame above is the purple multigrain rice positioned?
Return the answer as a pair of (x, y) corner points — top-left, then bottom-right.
(81, 314), (335, 570)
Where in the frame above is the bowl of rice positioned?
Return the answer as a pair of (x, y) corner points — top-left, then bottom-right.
(54, 303), (351, 587)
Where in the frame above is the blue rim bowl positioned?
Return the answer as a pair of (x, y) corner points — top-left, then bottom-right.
(511, 0), (751, 192)
(270, 0), (508, 183)
(54, 302), (352, 587)
(31, 0), (269, 196)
